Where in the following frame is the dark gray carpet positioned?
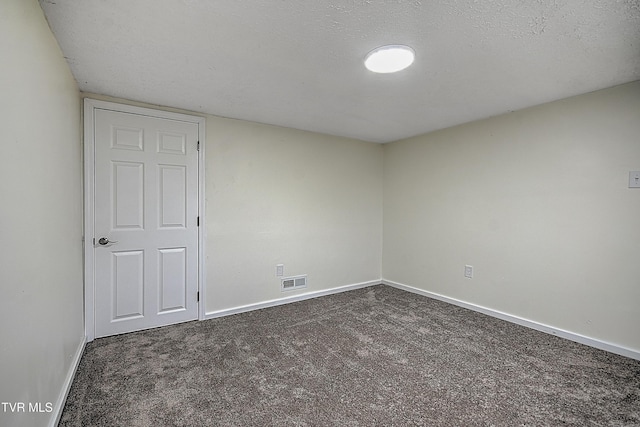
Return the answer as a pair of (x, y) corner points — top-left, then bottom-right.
(59, 285), (640, 426)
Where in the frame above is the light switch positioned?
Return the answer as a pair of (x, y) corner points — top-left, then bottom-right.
(464, 265), (473, 279)
(630, 171), (640, 188)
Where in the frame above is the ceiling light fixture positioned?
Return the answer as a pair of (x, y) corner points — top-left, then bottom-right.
(364, 45), (415, 74)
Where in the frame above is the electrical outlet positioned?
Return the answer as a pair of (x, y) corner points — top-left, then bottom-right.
(464, 265), (473, 279)
(629, 171), (640, 188)
(276, 264), (284, 277)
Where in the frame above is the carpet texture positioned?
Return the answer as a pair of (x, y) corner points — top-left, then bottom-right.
(60, 285), (640, 426)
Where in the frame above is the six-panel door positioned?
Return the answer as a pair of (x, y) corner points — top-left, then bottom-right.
(93, 109), (199, 338)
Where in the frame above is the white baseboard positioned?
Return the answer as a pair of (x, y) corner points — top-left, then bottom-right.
(382, 279), (640, 361)
(49, 336), (86, 427)
(205, 280), (381, 320)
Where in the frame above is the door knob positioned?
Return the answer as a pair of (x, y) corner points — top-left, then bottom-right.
(98, 237), (118, 246)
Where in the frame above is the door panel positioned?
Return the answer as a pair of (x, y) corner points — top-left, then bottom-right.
(158, 131), (187, 155)
(112, 250), (144, 320)
(112, 126), (144, 151)
(113, 162), (144, 229)
(94, 109), (199, 338)
(159, 165), (187, 228)
(158, 247), (187, 313)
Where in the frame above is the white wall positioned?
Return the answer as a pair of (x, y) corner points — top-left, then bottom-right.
(383, 81), (640, 353)
(0, 1), (84, 427)
(206, 117), (383, 312)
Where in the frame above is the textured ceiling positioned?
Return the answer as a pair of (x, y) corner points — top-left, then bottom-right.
(40, 0), (640, 143)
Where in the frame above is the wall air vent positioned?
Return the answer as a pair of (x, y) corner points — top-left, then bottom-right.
(281, 275), (307, 292)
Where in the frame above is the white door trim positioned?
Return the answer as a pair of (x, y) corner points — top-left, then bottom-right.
(83, 98), (206, 341)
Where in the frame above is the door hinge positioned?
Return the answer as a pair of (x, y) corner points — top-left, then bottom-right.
(197, 141), (200, 151)
(197, 216), (200, 227)
(197, 291), (200, 302)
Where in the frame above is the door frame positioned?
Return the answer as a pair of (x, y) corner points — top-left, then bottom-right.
(83, 98), (206, 341)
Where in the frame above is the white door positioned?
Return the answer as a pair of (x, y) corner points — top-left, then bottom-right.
(93, 108), (200, 338)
